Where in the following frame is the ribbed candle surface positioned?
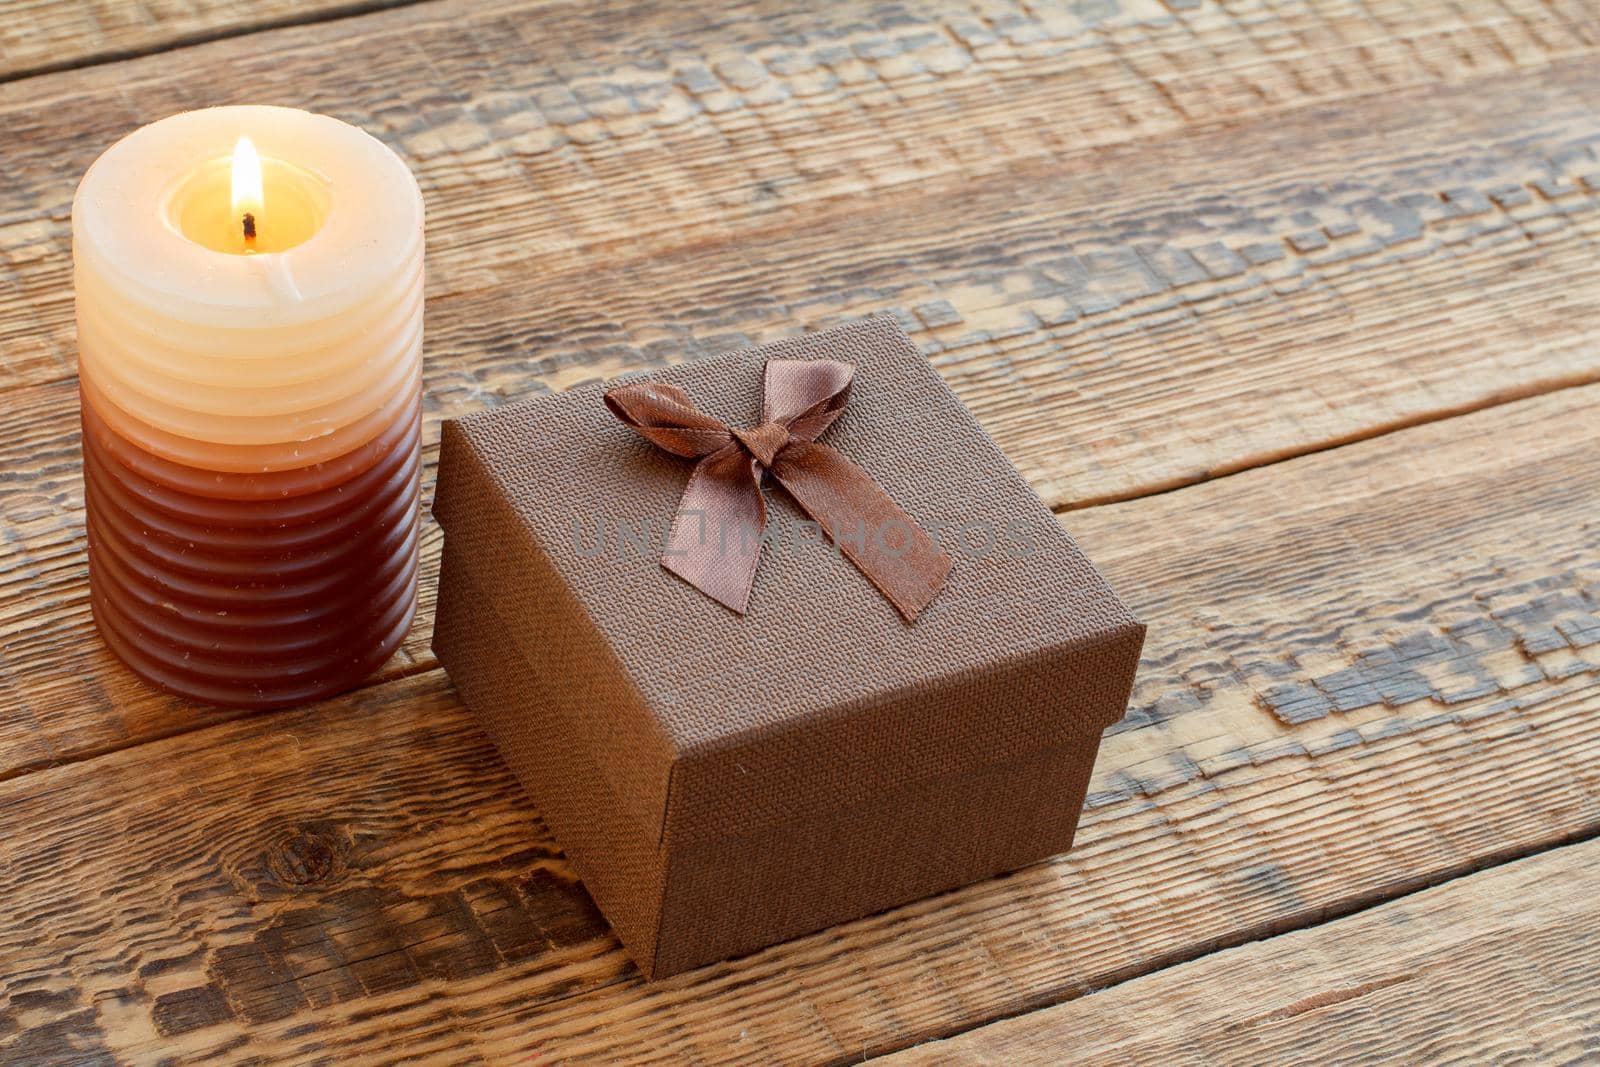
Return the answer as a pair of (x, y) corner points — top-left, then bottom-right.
(74, 106), (424, 708)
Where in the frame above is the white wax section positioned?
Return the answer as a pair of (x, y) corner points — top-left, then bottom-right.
(75, 106), (423, 326)
(73, 105), (425, 465)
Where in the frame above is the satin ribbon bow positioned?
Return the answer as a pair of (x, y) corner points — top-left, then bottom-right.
(604, 359), (951, 620)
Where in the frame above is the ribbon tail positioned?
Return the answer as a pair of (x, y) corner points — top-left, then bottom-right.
(662, 443), (767, 614)
(771, 441), (951, 622)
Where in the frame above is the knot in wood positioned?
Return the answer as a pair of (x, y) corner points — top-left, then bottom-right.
(267, 827), (346, 888)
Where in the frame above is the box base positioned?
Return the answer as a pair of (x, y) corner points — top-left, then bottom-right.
(653, 735), (1098, 976)
(435, 544), (1102, 978)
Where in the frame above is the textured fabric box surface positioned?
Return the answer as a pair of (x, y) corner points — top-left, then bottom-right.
(431, 316), (1145, 977)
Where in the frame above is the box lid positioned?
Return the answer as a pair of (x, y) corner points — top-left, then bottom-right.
(433, 316), (1144, 850)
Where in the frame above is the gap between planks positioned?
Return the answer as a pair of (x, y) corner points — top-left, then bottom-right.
(423, 791), (1600, 1063)
(874, 833), (1600, 1065)
(0, 656), (441, 787)
(816, 822), (1600, 1063)
(7, 0), (1600, 408)
(1, 2), (1596, 1057)
(6, 380), (1599, 1061)
(1057, 367), (1600, 512)
(7, 360), (1593, 787)
(0, 0), (442, 86)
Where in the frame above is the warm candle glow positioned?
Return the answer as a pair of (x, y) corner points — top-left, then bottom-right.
(231, 135), (263, 242)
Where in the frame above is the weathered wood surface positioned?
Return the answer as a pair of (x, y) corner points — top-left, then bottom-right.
(882, 836), (1600, 1066)
(4, 385), (1599, 1063)
(4, 0), (1600, 420)
(8, 0), (1600, 780)
(0, 0), (420, 82)
(5, 0), (1600, 1061)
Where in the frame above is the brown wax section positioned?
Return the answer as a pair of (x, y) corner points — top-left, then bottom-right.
(431, 316), (1144, 977)
(82, 385), (422, 708)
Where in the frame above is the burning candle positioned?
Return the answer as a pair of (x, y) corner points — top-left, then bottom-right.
(73, 105), (424, 709)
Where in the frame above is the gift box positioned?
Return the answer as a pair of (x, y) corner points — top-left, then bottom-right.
(431, 316), (1144, 978)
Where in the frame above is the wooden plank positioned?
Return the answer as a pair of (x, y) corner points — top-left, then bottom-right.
(0, 0), (425, 83)
(2, 0), (1598, 408)
(879, 836), (1600, 1066)
(27, 0), (1589, 90)
(11, 53), (1600, 778)
(4, 383), (1598, 1063)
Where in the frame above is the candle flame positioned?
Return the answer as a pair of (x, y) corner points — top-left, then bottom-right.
(231, 136), (263, 241)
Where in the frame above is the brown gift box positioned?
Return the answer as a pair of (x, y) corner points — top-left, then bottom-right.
(430, 316), (1144, 978)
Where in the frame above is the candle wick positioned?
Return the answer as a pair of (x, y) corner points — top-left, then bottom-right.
(242, 212), (257, 242)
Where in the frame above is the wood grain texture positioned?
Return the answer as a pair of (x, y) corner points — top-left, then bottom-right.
(5, 1), (1600, 1059)
(2, 0), (1599, 477)
(4, 383), (1599, 1063)
(0, 0), (424, 82)
(11, 26), (1600, 779)
(880, 836), (1600, 1066)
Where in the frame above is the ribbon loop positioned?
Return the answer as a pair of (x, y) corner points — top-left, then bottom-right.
(763, 359), (853, 440)
(605, 359), (950, 620)
(604, 382), (733, 458)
